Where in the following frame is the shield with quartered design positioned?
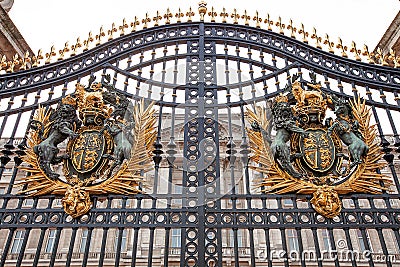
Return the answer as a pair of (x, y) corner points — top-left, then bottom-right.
(66, 125), (114, 181)
(71, 129), (105, 173)
(300, 129), (335, 173)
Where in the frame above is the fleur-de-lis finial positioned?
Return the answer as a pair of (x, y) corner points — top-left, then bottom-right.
(96, 26), (105, 46)
(83, 31), (94, 51)
(311, 28), (322, 49)
(242, 10), (250, 26)
(0, 55), (7, 71)
(362, 45), (375, 64)
(130, 16), (140, 32)
(45, 45), (56, 64)
(220, 7), (228, 23)
(336, 38), (347, 58)
(175, 8), (184, 23)
(71, 37), (82, 56)
(298, 23), (308, 43)
(186, 7), (195, 22)
(119, 18), (128, 36)
(264, 14), (273, 31)
(389, 48), (400, 68)
(350, 41), (361, 61)
(231, 9), (240, 24)
(7, 53), (20, 72)
(323, 34), (335, 53)
(142, 13), (151, 29)
(31, 49), (43, 67)
(58, 42), (70, 61)
(208, 6), (217, 22)
(376, 47), (389, 66)
(19, 51), (31, 71)
(108, 23), (117, 40)
(164, 8), (173, 24)
(153, 11), (162, 26)
(275, 16), (285, 34)
(287, 19), (296, 38)
(253, 11), (262, 28)
(198, 0), (207, 21)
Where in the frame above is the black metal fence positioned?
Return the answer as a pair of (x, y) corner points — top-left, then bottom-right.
(0, 12), (399, 267)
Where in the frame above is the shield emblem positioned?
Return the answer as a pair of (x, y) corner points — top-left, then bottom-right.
(70, 129), (105, 173)
(300, 129), (335, 172)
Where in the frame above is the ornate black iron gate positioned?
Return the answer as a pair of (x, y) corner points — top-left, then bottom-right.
(0, 4), (400, 267)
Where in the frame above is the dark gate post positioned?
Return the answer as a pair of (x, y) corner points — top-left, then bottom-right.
(181, 21), (222, 267)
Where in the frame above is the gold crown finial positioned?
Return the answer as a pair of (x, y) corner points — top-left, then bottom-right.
(61, 95), (77, 107)
(275, 93), (288, 103)
(198, 1), (207, 21)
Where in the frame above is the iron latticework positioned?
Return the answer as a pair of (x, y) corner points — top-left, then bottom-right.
(0, 4), (400, 267)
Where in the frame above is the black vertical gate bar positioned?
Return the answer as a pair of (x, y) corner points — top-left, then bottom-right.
(16, 227), (31, 267)
(66, 227), (78, 267)
(99, 197), (112, 267)
(311, 227), (323, 267)
(82, 227), (93, 267)
(360, 228), (374, 267)
(376, 228), (392, 267)
(181, 22), (203, 266)
(32, 228), (46, 266)
(49, 227), (62, 267)
(0, 228), (15, 266)
(224, 43), (240, 267)
(98, 228), (109, 267)
(344, 228), (357, 267)
(279, 227), (289, 267)
(131, 228), (139, 267)
(115, 227), (124, 266)
(203, 32), (222, 266)
(327, 227), (340, 267)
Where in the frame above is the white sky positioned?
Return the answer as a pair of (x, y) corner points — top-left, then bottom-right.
(8, 0), (400, 53)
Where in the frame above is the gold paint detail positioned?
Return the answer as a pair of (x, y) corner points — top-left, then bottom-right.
(246, 96), (392, 218)
(310, 186), (341, 219)
(18, 89), (157, 218)
(62, 184), (92, 218)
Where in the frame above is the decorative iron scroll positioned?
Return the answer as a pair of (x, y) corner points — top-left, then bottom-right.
(18, 77), (156, 218)
(247, 75), (392, 218)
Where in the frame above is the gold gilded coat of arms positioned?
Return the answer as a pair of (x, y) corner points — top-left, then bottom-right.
(18, 76), (156, 218)
(247, 75), (391, 218)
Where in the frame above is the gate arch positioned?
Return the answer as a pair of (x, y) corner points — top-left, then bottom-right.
(0, 3), (399, 267)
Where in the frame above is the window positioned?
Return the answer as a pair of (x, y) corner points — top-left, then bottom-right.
(80, 229), (89, 253)
(322, 230), (331, 251)
(229, 229), (243, 247)
(4, 167), (13, 173)
(171, 185), (182, 206)
(283, 198), (293, 206)
(287, 229), (299, 252)
(171, 229), (181, 248)
(22, 198), (34, 207)
(357, 230), (371, 252)
(45, 230), (56, 253)
(11, 230), (25, 254)
(114, 229), (128, 252)
(53, 199), (62, 207)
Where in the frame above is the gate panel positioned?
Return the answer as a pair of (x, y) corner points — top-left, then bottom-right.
(0, 5), (399, 267)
